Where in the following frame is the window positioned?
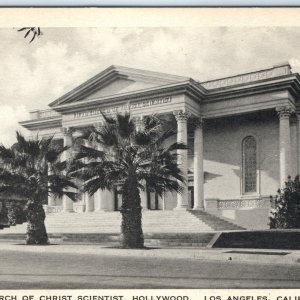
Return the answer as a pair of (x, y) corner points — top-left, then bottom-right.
(242, 136), (257, 194)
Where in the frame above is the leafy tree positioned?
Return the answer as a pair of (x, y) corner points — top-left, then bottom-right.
(70, 113), (186, 248)
(0, 132), (77, 244)
(270, 175), (300, 228)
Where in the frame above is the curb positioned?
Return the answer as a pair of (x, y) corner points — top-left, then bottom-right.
(0, 243), (300, 265)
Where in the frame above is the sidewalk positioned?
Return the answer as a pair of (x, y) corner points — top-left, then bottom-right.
(1, 242), (300, 265)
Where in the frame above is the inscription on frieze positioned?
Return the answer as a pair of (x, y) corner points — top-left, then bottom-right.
(202, 65), (290, 89)
(73, 96), (172, 119)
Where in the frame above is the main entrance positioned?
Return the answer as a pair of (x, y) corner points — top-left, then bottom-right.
(114, 188), (164, 211)
(114, 187), (195, 211)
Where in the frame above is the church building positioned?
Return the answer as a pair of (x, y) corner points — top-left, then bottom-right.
(19, 63), (300, 230)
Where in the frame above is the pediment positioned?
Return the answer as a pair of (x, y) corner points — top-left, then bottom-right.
(84, 77), (163, 100)
(49, 65), (189, 107)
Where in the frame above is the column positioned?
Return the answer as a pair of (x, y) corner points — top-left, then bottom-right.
(47, 163), (56, 206)
(104, 189), (114, 211)
(276, 107), (293, 186)
(91, 130), (107, 212)
(85, 194), (95, 212)
(140, 190), (148, 210)
(193, 118), (205, 210)
(173, 110), (189, 210)
(62, 127), (74, 212)
(133, 116), (144, 131)
(95, 189), (107, 212)
(290, 116), (298, 179)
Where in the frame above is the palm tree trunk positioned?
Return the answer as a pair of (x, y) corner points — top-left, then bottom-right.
(26, 200), (49, 245)
(120, 169), (144, 248)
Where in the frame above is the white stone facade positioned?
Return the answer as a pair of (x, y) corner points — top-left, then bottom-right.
(19, 63), (300, 229)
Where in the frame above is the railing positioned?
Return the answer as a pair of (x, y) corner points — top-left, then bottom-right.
(29, 109), (61, 120)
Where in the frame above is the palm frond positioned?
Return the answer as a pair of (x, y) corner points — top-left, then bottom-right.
(70, 112), (185, 199)
(101, 111), (116, 124)
(117, 113), (135, 139)
(0, 132), (75, 204)
(74, 145), (105, 161)
(98, 124), (119, 147)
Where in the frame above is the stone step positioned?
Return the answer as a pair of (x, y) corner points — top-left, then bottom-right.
(188, 211), (245, 230)
(0, 232), (217, 247)
(0, 211), (244, 237)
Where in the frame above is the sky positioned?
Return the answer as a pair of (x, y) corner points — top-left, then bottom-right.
(2, 26), (300, 146)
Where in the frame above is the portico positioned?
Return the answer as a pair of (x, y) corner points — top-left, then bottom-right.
(19, 63), (300, 229)
(42, 108), (206, 213)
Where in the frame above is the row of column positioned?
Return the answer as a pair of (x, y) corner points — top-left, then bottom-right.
(60, 128), (115, 212)
(53, 106), (300, 212)
(49, 111), (206, 212)
(173, 110), (204, 211)
(174, 105), (300, 210)
(84, 189), (113, 212)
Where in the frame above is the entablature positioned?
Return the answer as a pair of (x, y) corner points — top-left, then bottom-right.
(19, 117), (62, 130)
(50, 80), (206, 114)
(204, 74), (300, 103)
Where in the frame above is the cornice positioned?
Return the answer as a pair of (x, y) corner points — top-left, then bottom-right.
(112, 65), (189, 83)
(19, 117), (62, 130)
(49, 71), (126, 107)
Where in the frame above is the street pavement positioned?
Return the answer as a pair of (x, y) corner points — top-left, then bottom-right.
(1, 243), (300, 288)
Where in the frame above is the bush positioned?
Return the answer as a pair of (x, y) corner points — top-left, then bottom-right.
(0, 201), (8, 225)
(6, 201), (27, 226)
(270, 175), (300, 229)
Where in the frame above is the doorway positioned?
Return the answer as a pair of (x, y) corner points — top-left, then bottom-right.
(188, 186), (194, 209)
(147, 191), (162, 210)
(114, 188), (122, 211)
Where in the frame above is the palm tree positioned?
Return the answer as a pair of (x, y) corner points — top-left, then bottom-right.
(70, 113), (186, 248)
(0, 132), (77, 245)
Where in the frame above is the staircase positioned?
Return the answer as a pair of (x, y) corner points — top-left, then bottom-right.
(189, 210), (245, 231)
(0, 210), (244, 246)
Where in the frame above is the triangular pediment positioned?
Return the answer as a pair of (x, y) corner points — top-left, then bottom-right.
(49, 65), (189, 107)
(84, 77), (165, 100)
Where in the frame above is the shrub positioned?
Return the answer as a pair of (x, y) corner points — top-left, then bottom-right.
(270, 175), (300, 229)
(0, 201), (8, 225)
(6, 201), (27, 226)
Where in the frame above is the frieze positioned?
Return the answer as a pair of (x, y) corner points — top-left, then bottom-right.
(217, 198), (271, 209)
(73, 96), (172, 119)
(39, 109), (61, 119)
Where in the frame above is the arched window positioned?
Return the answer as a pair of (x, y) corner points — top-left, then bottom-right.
(242, 136), (257, 194)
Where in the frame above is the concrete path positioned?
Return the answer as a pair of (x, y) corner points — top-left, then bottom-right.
(1, 243), (300, 288)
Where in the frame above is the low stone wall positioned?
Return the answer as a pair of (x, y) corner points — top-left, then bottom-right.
(206, 197), (273, 230)
(212, 230), (300, 250)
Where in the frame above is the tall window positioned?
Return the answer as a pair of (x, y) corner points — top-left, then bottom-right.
(242, 136), (257, 194)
